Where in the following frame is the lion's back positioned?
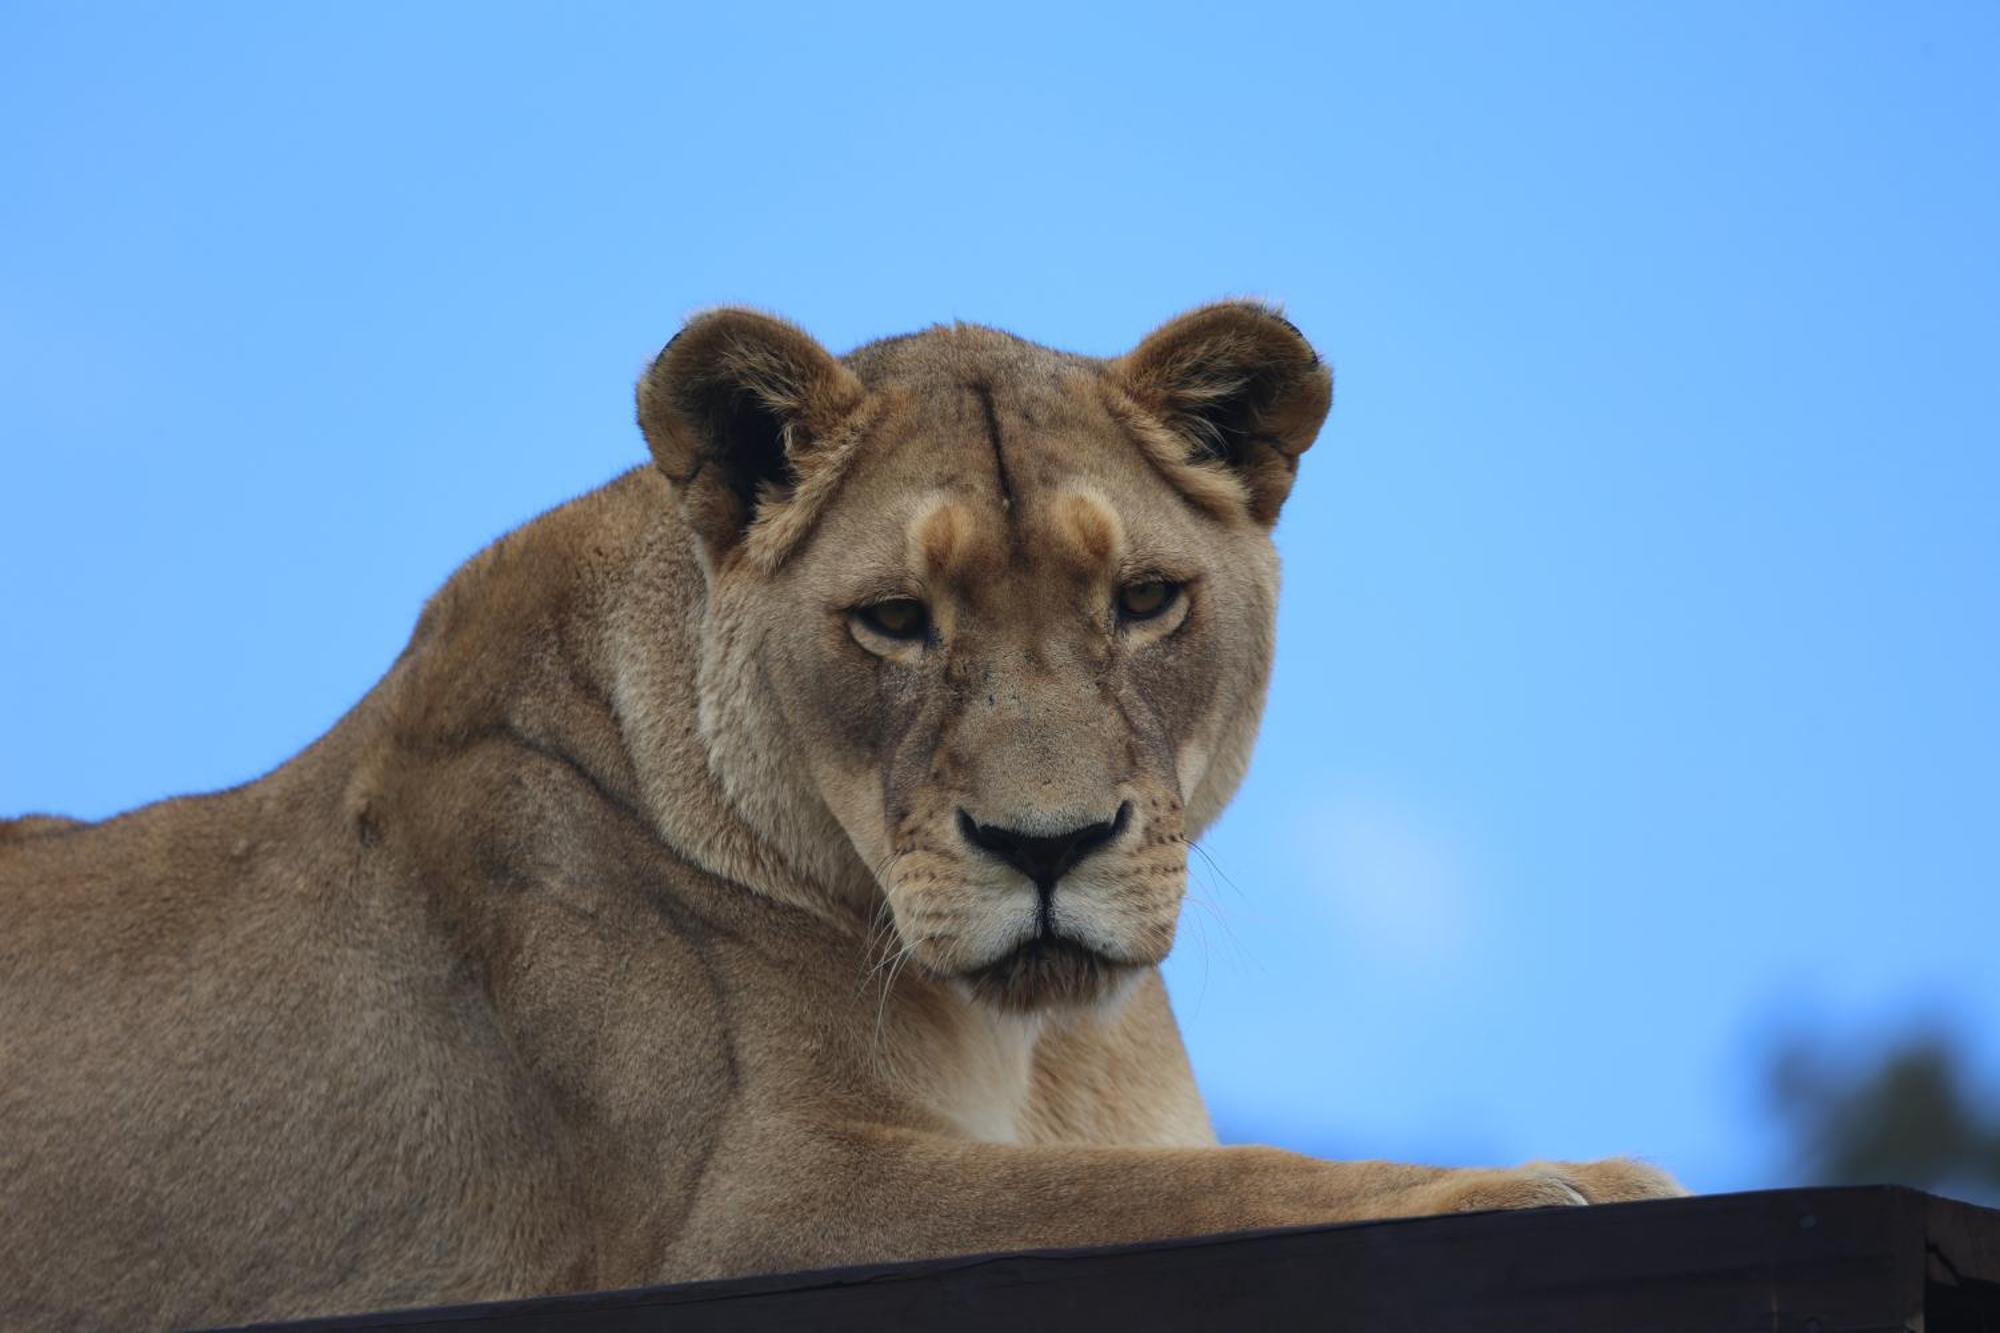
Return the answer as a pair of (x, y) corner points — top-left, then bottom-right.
(0, 794), (591, 1328)
(0, 814), (89, 847)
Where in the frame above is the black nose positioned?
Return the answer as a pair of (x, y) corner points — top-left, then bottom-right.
(958, 803), (1131, 891)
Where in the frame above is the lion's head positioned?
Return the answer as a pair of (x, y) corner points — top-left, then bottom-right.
(636, 303), (1329, 1012)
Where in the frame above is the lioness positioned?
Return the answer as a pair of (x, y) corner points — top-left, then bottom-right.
(0, 304), (1681, 1329)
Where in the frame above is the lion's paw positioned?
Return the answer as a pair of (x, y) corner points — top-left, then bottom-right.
(1415, 1157), (1687, 1215)
(1526, 1157), (1688, 1204)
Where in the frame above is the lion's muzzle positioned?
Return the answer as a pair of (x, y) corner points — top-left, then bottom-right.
(945, 800), (1144, 1010)
(956, 802), (1130, 902)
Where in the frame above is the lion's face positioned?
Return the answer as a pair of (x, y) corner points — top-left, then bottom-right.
(639, 305), (1329, 1011)
(732, 366), (1281, 1012)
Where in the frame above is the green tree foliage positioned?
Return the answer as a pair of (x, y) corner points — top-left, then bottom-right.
(1772, 1029), (2000, 1206)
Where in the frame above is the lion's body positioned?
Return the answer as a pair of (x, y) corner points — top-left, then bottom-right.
(1, 309), (1679, 1329)
(0, 469), (1208, 1327)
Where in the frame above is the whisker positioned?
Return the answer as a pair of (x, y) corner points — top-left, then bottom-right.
(1181, 836), (1247, 902)
(871, 932), (937, 1055)
(1181, 862), (1254, 974)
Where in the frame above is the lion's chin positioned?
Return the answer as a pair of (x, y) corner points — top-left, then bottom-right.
(955, 934), (1137, 1014)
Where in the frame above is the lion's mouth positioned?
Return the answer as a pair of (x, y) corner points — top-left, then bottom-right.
(958, 931), (1131, 1012)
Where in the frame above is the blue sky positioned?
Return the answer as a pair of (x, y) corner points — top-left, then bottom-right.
(4, 3), (1996, 1194)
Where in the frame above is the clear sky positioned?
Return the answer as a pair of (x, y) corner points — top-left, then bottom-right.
(4, 3), (1996, 1194)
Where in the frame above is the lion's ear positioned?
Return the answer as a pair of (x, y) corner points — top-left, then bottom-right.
(637, 309), (866, 557)
(1111, 302), (1332, 524)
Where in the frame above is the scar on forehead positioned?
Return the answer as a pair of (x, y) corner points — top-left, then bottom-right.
(1051, 490), (1125, 572)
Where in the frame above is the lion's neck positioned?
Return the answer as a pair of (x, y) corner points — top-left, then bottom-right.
(592, 474), (880, 927)
(913, 1003), (1047, 1144)
(340, 467), (874, 934)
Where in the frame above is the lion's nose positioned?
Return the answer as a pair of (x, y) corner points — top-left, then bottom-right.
(957, 802), (1131, 892)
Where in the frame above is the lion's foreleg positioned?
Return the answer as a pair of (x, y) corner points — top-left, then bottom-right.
(674, 1123), (1683, 1277)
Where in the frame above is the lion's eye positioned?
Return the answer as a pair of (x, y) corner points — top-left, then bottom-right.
(1116, 579), (1180, 622)
(855, 598), (929, 641)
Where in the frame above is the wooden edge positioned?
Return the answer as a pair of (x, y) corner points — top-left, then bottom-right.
(1926, 1186), (2000, 1329)
(221, 1186), (2000, 1332)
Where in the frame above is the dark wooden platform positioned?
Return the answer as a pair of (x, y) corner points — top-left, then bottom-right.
(231, 1186), (2000, 1332)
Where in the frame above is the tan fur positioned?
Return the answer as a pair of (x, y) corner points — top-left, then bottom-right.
(0, 303), (1682, 1330)
(1052, 489), (1125, 571)
(909, 499), (988, 583)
